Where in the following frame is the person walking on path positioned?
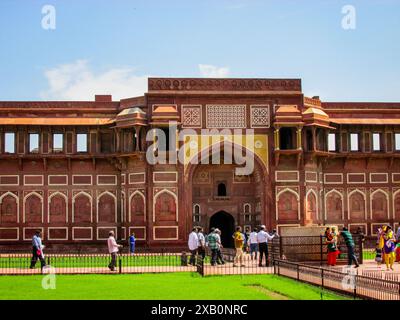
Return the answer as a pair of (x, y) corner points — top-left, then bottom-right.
(339, 227), (359, 268)
(30, 230), (46, 270)
(188, 227), (199, 266)
(243, 227), (250, 254)
(248, 228), (259, 261)
(215, 229), (225, 265)
(384, 226), (396, 271)
(108, 231), (122, 271)
(197, 227), (206, 260)
(207, 229), (219, 266)
(257, 225), (276, 267)
(232, 226), (245, 267)
(129, 232), (136, 256)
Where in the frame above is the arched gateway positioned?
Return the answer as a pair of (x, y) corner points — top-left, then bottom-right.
(185, 143), (271, 242)
(209, 211), (235, 248)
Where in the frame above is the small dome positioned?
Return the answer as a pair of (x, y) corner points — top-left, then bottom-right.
(117, 107), (145, 116)
(302, 107), (329, 118)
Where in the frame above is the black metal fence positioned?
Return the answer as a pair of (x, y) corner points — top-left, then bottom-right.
(274, 259), (400, 300)
(270, 235), (364, 265)
(0, 235), (365, 276)
(196, 247), (275, 276)
(0, 251), (195, 275)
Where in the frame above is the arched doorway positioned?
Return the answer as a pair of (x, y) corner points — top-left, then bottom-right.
(209, 211), (235, 248)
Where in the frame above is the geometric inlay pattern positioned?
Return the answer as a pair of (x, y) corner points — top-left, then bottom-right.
(182, 105), (202, 128)
(250, 105), (270, 128)
(206, 105), (246, 128)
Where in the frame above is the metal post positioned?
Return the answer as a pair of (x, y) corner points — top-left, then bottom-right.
(118, 256), (122, 274)
(320, 235), (323, 267)
(353, 275), (357, 300)
(297, 264), (300, 280)
(321, 268), (324, 288)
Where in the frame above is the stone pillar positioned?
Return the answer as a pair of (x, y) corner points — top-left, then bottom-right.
(135, 126), (140, 152)
(274, 128), (280, 150)
(312, 127), (317, 151)
(297, 127), (302, 150)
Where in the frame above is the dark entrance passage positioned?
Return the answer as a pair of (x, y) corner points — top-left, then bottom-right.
(209, 211), (235, 248)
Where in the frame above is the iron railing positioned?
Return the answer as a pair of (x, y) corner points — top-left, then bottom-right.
(274, 259), (400, 300)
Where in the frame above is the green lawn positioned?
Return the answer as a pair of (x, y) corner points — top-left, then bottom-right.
(0, 273), (349, 300)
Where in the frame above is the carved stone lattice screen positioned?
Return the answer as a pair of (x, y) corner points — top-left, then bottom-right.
(206, 105), (246, 128)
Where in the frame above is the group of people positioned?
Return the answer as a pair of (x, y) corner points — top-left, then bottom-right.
(188, 227), (224, 266)
(375, 224), (400, 271)
(188, 225), (278, 268)
(324, 227), (359, 268)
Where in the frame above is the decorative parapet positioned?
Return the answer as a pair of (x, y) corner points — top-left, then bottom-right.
(148, 78), (302, 92)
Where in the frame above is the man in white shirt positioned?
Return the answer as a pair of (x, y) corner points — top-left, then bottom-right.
(248, 228), (259, 261)
(214, 229), (225, 265)
(257, 225), (276, 267)
(29, 230), (46, 270)
(108, 231), (122, 271)
(188, 227), (199, 266)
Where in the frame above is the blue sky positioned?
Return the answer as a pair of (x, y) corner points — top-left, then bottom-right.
(0, 0), (399, 101)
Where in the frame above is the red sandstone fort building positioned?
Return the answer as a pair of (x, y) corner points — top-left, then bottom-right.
(0, 77), (399, 249)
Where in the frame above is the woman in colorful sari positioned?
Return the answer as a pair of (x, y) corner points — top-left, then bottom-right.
(330, 227), (340, 266)
(325, 227), (339, 266)
(384, 226), (396, 271)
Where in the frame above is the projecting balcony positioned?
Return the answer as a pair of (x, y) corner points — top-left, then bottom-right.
(213, 196), (231, 201)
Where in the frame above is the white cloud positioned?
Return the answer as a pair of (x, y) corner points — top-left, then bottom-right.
(40, 60), (148, 101)
(198, 64), (230, 78)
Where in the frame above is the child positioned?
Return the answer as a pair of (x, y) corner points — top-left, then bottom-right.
(129, 232), (136, 255)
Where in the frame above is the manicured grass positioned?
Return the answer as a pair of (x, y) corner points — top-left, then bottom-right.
(0, 273), (349, 300)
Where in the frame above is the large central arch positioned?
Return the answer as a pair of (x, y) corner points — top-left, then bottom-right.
(184, 141), (272, 238)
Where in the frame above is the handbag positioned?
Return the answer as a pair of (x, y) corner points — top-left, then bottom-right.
(36, 249), (42, 256)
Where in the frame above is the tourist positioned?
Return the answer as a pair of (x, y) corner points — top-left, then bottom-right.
(331, 227), (340, 265)
(129, 232), (136, 255)
(396, 223), (400, 263)
(207, 229), (219, 266)
(325, 227), (339, 266)
(232, 226), (245, 267)
(243, 227), (250, 253)
(215, 229), (225, 265)
(383, 226), (396, 271)
(257, 225), (276, 267)
(107, 231), (122, 271)
(29, 230), (46, 270)
(197, 227), (206, 260)
(396, 223), (400, 241)
(188, 227), (199, 266)
(375, 227), (385, 267)
(339, 227), (359, 268)
(356, 227), (365, 247)
(248, 228), (259, 260)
